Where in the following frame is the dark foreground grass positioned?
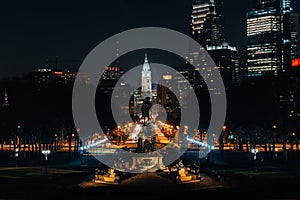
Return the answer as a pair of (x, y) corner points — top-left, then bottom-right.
(0, 165), (300, 200)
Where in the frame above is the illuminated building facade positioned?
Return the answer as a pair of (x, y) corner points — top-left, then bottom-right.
(32, 68), (77, 85)
(290, 12), (300, 60)
(190, 0), (222, 47)
(102, 66), (122, 80)
(292, 58), (300, 67)
(156, 71), (191, 125)
(207, 42), (242, 87)
(33, 66), (121, 89)
(189, 0), (242, 88)
(175, 62), (198, 89)
(156, 74), (176, 109)
(98, 66), (123, 96)
(246, 0), (292, 77)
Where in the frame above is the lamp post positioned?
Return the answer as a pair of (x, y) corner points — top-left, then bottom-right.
(15, 147), (19, 167)
(251, 148), (259, 172)
(219, 125), (226, 151)
(274, 148), (278, 157)
(251, 148), (259, 161)
(42, 150), (51, 174)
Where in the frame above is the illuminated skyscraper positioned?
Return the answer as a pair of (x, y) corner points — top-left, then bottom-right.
(246, 0), (292, 76)
(290, 12), (300, 60)
(189, 0), (242, 88)
(207, 42), (241, 87)
(190, 0), (222, 47)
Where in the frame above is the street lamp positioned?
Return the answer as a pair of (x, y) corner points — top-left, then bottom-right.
(251, 148), (259, 160)
(274, 148), (278, 157)
(42, 150), (51, 174)
(222, 125), (227, 131)
(15, 147), (19, 167)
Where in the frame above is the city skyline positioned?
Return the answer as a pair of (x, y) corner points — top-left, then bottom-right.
(1, 1), (300, 198)
(1, 0), (300, 79)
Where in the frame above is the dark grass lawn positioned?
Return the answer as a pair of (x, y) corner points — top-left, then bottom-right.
(0, 166), (300, 200)
(1, 151), (300, 199)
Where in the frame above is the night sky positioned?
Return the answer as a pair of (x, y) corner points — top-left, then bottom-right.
(0, 0), (300, 79)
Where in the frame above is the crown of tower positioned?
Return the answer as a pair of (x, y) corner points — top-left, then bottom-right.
(142, 53), (150, 72)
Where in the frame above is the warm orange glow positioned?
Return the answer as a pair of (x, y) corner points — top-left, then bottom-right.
(54, 71), (63, 75)
(106, 66), (120, 71)
(292, 58), (300, 67)
(222, 125), (226, 131)
(162, 74), (172, 80)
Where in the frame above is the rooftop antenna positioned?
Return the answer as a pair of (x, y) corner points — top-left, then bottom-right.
(3, 90), (9, 107)
(45, 56), (81, 72)
(45, 56), (60, 71)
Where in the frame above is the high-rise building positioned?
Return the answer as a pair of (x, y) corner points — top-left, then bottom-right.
(190, 0), (222, 47)
(102, 66), (122, 80)
(175, 61), (198, 89)
(246, 0), (292, 77)
(156, 73), (177, 109)
(275, 71), (300, 135)
(189, 0), (243, 87)
(290, 12), (300, 60)
(98, 66), (123, 96)
(207, 42), (241, 87)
